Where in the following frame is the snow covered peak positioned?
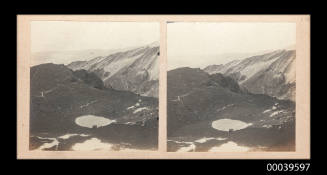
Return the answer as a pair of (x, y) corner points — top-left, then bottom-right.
(203, 49), (296, 101)
(67, 42), (160, 97)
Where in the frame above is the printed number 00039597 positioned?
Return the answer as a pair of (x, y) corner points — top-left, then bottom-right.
(266, 163), (310, 172)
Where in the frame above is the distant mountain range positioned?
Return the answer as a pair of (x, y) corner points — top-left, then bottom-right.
(204, 49), (296, 101)
(32, 49), (116, 66)
(66, 42), (159, 98)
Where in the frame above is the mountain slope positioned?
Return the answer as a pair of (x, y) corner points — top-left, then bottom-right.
(67, 42), (160, 97)
(30, 63), (158, 151)
(203, 49), (296, 101)
(167, 67), (295, 152)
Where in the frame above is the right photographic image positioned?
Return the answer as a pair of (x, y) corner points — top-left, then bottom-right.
(167, 22), (296, 152)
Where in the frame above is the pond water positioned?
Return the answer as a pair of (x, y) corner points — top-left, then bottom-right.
(75, 115), (116, 128)
(211, 119), (252, 131)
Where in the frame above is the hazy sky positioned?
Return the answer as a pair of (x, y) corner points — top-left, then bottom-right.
(168, 22), (296, 70)
(31, 21), (160, 53)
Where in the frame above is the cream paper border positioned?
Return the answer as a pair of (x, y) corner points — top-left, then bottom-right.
(17, 15), (310, 159)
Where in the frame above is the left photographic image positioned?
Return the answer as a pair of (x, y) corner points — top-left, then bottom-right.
(29, 21), (160, 151)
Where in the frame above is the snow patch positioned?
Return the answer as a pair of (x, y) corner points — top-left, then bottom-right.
(36, 137), (59, 150)
(195, 137), (227, 143)
(127, 106), (135, 110)
(176, 143), (196, 152)
(58, 133), (89, 139)
(133, 107), (149, 114)
(127, 100), (143, 110)
(263, 103), (280, 114)
(72, 138), (114, 151)
(168, 139), (196, 152)
(262, 125), (273, 128)
(58, 134), (79, 139)
(263, 109), (271, 113)
(270, 110), (285, 117)
(208, 141), (250, 152)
